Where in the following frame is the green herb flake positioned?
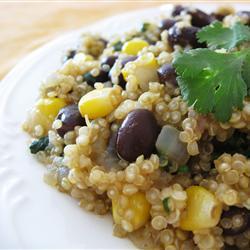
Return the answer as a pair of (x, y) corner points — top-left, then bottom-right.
(162, 197), (170, 213)
(173, 48), (250, 122)
(113, 41), (123, 51)
(83, 72), (96, 85)
(197, 21), (250, 50)
(141, 22), (150, 32)
(178, 165), (189, 173)
(29, 136), (49, 154)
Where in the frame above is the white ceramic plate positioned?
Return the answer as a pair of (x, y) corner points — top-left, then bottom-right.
(0, 3), (248, 249)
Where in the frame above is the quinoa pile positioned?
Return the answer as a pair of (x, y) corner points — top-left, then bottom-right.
(23, 5), (250, 250)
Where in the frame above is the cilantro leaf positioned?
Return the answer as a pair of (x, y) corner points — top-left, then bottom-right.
(242, 51), (250, 95)
(173, 49), (249, 122)
(197, 21), (250, 50)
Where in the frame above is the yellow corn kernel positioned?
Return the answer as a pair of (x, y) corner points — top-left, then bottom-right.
(112, 192), (150, 231)
(122, 53), (157, 80)
(36, 97), (67, 119)
(78, 87), (121, 119)
(122, 53), (158, 91)
(122, 38), (149, 55)
(180, 186), (222, 231)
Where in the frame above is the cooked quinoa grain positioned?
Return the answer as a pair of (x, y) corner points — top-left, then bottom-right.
(23, 5), (250, 250)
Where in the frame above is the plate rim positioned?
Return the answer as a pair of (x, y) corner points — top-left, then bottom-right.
(0, 3), (249, 248)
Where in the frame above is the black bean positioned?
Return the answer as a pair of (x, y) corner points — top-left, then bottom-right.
(101, 55), (118, 69)
(189, 9), (214, 28)
(168, 26), (201, 48)
(212, 131), (250, 159)
(211, 12), (226, 21)
(172, 5), (186, 16)
(182, 27), (203, 47)
(63, 50), (76, 63)
(159, 19), (177, 31)
(221, 207), (250, 236)
(157, 64), (177, 87)
(117, 56), (138, 89)
(121, 56), (138, 67)
(237, 11), (250, 25)
(96, 70), (110, 82)
(118, 74), (126, 89)
(223, 244), (239, 250)
(172, 5), (214, 28)
(116, 109), (159, 162)
(83, 69), (110, 87)
(56, 104), (85, 137)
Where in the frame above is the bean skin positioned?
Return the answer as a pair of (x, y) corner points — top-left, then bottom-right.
(121, 56), (138, 67)
(159, 19), (177, 31)
(189, 9), (214, 28)
(84, 56), (118, 87)
(117, 56), (138, 89)
(101, 55), (118, 69)
(83, 70), (110, 87)
(172, 5), (186, 16)
(223, 244), (239, 250)
(116, 109), (159, 162)
(211, 12), (226, 21)
(168, 26), (201, 48)
(221, 207), (250, 236)
(172, 5), (213, 28)
(118, 74), (126, 90)
(157, 64), (177, 87)
(56, 104), (85, 137)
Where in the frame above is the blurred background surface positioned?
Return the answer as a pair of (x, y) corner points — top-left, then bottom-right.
(0, 1), (166, 79)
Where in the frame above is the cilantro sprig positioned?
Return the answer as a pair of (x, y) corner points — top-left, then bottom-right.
(173, 21), (250, 122)
(197, 21), (250, 50)
(173, 49), (250, 122)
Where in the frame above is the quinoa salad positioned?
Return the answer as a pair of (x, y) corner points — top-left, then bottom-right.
(23, 5), (250, 250)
